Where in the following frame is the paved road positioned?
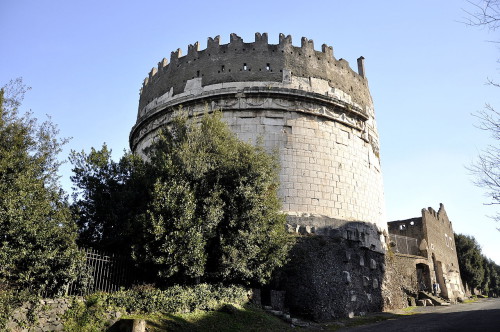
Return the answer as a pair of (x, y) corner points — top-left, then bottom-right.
(342, 298), (500, 332)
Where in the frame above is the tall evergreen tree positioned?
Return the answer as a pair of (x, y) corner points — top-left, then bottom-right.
(454, 233), (485, 290)
(0, 79), (82, 295)
(70, 145), (147, 253)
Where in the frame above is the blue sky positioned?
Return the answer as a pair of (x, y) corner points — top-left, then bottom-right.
(1, 0), (499, 263)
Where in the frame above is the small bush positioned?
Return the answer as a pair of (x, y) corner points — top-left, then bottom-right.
(63, 294), (111, 332)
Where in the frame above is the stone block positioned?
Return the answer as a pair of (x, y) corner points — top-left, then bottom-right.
(108, 319), (145, 332)
(305, 225), (313, 234)
(270, 290), (286, 311)
(251, 288), (261, 305)
(343, 271), (351, 284)
(291, 318), (310, 327)
(298, 225), (308, 235)
(133, 319), (146, 332)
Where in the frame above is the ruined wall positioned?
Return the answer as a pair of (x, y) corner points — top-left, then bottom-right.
(387, 217), (423, 241)
(387, 204), (465, 302)
(422, 204), (464, 301)
(277, 234), (385, 321)
(382, 253), (425, 310)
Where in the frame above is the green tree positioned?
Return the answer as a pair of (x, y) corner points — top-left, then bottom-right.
(69, 145), (147, 254)
(490, 262), (500, 295)
(483, 258), (500, 296)
(454, 233), (485, 290)
(134, 112), (292, 285)
(71, 111), (293, 286)
(0, 79), (83, 296)
(481, 256), (491, 293)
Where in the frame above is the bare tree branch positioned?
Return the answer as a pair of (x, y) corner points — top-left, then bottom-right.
(468, 106), (500, 224)
(463, 0), (500, 30)
(464, 1), (500, 227)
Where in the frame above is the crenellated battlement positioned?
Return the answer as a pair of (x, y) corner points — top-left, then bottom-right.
(138, 33), (371, 112)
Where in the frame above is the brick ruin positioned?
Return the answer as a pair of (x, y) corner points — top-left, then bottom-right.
(387, 203), (465, 305)
(130, 33), (464, 320)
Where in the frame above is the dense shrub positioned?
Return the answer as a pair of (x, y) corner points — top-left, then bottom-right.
(109, 283), (248, 314)
(62, 284), (249, 331)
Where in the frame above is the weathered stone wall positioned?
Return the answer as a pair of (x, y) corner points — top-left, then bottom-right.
(6, 298), (121, 332)
(422, 204), (464, 301)
(222, 109), (385, 231)
(131, 33), (388, 319)
(276, 234), (385, 321)
(6, 298), (73, 332)
(382, 253), (422, 310)
(387, 217), (423, 241)
(7, 298), (67, 331)
(131, 65), (386, 231)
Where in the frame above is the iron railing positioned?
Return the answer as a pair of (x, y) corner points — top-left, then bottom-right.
(68, 247), (136, 295)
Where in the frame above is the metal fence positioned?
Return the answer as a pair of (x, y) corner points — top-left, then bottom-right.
(68, 248), (136, 295)
(389, 234), (420, 256)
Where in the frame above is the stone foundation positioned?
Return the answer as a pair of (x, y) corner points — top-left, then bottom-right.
(382, 252), (420, 310)
(275, 235), (385, 321)
(6, 297), (121, 332)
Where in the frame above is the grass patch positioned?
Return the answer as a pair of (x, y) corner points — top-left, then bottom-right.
(135, 304), (294, 332)
(462, 298), (479, 304)
(400, 306), (418, 315)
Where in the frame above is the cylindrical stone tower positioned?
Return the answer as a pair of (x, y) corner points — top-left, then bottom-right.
(130, 32), (386, 249)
